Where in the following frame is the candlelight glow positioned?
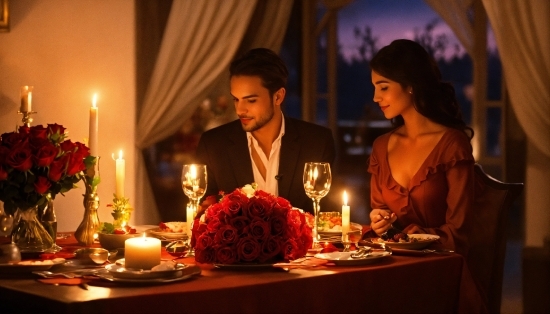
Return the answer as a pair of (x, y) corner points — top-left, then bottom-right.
(343, 191), (348, 206)
(92, 93), (98, 108)
(190, 164), (197, 179)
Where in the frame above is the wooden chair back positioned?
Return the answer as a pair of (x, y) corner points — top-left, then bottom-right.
(468, 164), (524, 314)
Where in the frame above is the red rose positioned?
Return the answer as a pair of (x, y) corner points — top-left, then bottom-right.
(34, 176), (52, 194)
(34, 142), (58, 167)
(29, 125), (48, 139)
(0, 165), (7, 181)
(244, 196), (272, 218)
(249, 217), (270, 241)
(259, 236), (282, 262)
(0, 146), (9, 162)
(6, 147), (33, 171)
(195, 233), (214, 251)
(214, 225), (239, 245)
(73, 141), (90, 159)
(236, 236), (261, 262)
(215, 246), (238, 264)
(1, 132), (27, 148)
(270, 212), (287, 236)
(206, 217), (222, 234)
(229, 216), (250, 235)
(223, 199), (244, 217)
(47, 123), (66, 136)
(195, 247), (215, 264)
(60, 140), (76, 153)
(282, 238), (301, 261)
(48, 156), (67, 182)
(66, 152), (86, 176)
(299, 232), (313, 256)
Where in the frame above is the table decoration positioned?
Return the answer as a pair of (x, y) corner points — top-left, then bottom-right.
(0, 124), (93, 252)
(303, 162), (332, 246)
(18, 86), (36, 127)
(182, 164), (207, 257)
(191, 184), (314, 264)
(124, 235), (161, 269)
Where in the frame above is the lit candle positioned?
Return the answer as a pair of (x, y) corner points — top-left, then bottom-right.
(125, 235), (161, 270)
(89, 94), (98, 157)
(341, 191), (350, 242)
(20, 86), (33, 112)
(186, 203), (194, 236)
(115, 150), (125, 198)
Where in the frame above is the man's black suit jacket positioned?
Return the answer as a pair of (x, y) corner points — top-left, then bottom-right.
(195, 117), (336, 214)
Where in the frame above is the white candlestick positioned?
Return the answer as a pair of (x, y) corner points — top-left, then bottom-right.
(186, 203), (194, 236)
(115, 150), (125, 198)
(341, 191), (350, 242)
(125, 236), (161, 270)
(20, 86), (33, 112)
(89, 94), (98, 157)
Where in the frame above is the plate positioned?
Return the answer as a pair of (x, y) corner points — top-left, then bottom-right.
(98, 265), (201, 284)
(0, 258), (65, 274)
(367, 234), (440, 250)
(318, 222), (362, 235)
(314, 251), (391, 266)
(147, 222), (188, 240)
(213, 263), (276, 270)
(106, 262), (187, 279)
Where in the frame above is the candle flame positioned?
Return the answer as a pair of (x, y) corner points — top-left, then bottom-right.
(343, 190), (348, 206)
(92, 93), (98, 108)
(118, 150), (123, 160)
(190, 164), (197, 179)
(313, 167), (318, 180)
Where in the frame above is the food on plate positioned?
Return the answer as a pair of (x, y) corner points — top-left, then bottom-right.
(17, 258), (65, 265)
(374, 233), (439, 243)
(318, 212), (342, 232)
(380, 227), (409, 242)
(99, 222), (137, 235)
(158, 222), (186, 233)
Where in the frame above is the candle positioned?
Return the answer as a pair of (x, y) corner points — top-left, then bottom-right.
(186, 203), (194, 236)
(115, 150), (125, 198)
(341, 191), (350, 242)
(125, 235), (161, 270)
(89, 94), (98, 157)
(20, 86), (33, 112)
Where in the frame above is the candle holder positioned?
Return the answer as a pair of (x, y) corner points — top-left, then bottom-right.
(75, 156), (101, 246)
(17, 110), (37, 127)
(181, 164), (207, 258)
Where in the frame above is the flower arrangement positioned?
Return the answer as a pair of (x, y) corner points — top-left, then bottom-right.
(0, 124), (94, 215)
(192, 184), (314, 264)
(98, 194), (135, 234)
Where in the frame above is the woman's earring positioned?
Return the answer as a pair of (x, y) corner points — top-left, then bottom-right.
(409, 90), (413, 94)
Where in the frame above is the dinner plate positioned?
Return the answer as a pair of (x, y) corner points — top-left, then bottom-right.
(98, 265), (201, 284)
(147, 222), (188, 240)
(314, 251), (391, 266)
(317, 222), (362, 235)
(106, 262), (187, 279)
(367, 234), (440, 250)
(0, 258), (65, 274)
(213, 263), (276, 270)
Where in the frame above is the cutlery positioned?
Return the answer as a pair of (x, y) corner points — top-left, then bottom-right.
(33, 269), (101, 278)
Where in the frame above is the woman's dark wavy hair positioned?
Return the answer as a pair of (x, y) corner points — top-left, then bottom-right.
(369, 39), (474, 139)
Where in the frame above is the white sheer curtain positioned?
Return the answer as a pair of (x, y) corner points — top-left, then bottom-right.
(482, 0), (550, 246)
(134, 0), (294, 224)
(424, 0), (475, 55)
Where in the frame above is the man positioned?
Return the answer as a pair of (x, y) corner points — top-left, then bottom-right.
(195, 48), (335, 213)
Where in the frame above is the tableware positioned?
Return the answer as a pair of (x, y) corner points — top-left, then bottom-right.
(147, 223), (188, 241)
(165, 240), (190, 257)
(106, 260), (187, 280)
(303, 162), (332, 245)
(0, 258), (65, 274)
(182, 164), (207, 257)
(214, 263), (276, 270)
(73, 248), (117, 265)
(318, 222), (362, 235)
(314, 251), (391, 266)
(97, 232), (142, 250)
(97, 266), (200, 285)
(366, 234), (440, 250)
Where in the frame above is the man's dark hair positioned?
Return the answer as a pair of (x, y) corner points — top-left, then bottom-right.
(229, 48), (288, 95)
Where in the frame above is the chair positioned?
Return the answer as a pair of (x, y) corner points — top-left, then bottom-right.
(468, 164), (524, 314)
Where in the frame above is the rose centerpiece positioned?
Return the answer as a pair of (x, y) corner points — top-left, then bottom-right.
(0, 124), (93, 252)
(191, 184), (314, 264)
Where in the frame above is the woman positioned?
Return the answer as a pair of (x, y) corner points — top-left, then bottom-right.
(367, 39), (487, 313)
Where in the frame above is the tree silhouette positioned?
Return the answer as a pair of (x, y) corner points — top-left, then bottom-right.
(413, 18), (450, 60)
(353, 25), (379, 62)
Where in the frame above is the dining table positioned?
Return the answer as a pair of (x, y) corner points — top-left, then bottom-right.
(0, 233), (465, 314)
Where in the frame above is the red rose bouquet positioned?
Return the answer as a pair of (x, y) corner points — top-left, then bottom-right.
(191, 184), (314, 264)
(0, 124), (94, 215)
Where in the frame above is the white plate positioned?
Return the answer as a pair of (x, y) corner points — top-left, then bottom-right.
(314, 251), (391, 266)
(318, 222), (362, 235)
(369, 234), (440, 250)
(106, 261), (187, 279)
(98, 266), (200, 284)
(0, 258), (65, 274)
(214, 263), (276, 270)
(147, 222), (188, 240)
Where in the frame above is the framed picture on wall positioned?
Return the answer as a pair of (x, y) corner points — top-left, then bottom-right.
(0, 0), (9, 32)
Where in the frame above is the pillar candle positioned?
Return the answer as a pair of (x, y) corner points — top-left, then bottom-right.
(115, 150), (125, 198)
(124, 236), (161, 270)
(89, 94), (98, 157)
(341, 191), (350, 242)
(20, 86), (33, 112)
(186, 203), (194, 236)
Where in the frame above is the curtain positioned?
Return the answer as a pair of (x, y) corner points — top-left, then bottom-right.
(134, 0), (294, 224)
(424, 0), (475, 56)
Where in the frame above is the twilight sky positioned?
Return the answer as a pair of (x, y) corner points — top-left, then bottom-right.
(337, 0), (466, 62)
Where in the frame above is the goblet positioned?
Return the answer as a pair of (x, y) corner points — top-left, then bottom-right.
(181, 164), (207, 257)
(303, 162), (332, 246)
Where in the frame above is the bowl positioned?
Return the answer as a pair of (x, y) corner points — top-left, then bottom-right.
(97, 232), (142, 250)
(74, 248), (118, 265)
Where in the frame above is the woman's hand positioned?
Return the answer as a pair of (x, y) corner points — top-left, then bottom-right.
(403, 224), (427, 234)
(370, 209), (397, 236)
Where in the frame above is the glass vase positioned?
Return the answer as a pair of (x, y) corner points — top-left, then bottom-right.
(74, 193), (101, 246)
(40, 198), (60, 251)
(12, 206), (54, 252)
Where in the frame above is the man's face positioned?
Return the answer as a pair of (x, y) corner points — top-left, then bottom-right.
(230, 75), (276, 132)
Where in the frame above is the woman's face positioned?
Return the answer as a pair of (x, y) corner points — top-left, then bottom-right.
(371, 70), (414, 119)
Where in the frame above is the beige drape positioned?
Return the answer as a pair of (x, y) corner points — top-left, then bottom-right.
(134, 0), (294, 224)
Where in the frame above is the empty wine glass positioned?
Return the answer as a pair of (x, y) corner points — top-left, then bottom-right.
(303, 162), (332, 245)
(181, 164), (207, 257)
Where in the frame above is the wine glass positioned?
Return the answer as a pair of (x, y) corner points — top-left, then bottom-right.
(303, 162), (332, 246)
(181, 164), (207, 257)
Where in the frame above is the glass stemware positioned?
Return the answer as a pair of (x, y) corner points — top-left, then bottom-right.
(303, 162), (332, 246)
(181, 164), (207, 257)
